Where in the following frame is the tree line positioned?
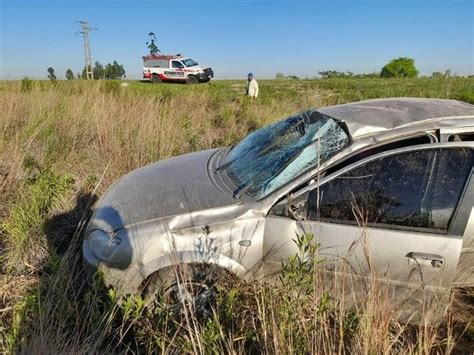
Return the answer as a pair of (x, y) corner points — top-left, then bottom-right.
(46, 60), (126, 81)
(276, 57), (467, 80)
(85, 61), (126, 80)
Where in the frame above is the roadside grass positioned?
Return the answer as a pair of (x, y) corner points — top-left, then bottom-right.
(0, 77), (473, 353)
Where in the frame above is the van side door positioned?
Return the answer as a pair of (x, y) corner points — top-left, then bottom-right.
(170, 60), (186, 80)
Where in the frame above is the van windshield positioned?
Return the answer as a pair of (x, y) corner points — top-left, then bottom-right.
(220, 111), (350, 199)
(182, 58), (199, 67)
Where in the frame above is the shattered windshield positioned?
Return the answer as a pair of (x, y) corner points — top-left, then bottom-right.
(220, 111), (350, 198)
(182, 58), (199, 67)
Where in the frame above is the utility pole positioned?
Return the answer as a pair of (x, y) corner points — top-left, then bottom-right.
(76, 21), (97, 80)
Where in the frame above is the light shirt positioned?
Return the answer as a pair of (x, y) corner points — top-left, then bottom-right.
(246, 78), (259, 97)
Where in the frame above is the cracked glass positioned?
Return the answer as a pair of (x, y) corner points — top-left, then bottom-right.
(222, 111), (350, 198)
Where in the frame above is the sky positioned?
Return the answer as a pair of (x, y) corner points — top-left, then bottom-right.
(0, 0), (473, 79)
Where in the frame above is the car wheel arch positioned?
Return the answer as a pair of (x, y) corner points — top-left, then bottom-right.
(138, 251), (248, 290)
(186, 75), (198, 84)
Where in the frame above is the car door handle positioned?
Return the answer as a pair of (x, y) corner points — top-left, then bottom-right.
(405, 252), (445, 269)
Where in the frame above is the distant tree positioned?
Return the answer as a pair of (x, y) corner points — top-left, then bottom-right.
(93, 61), (105, 79)
(380, 57), (418, 78)
(47, 67), (57, 82)
(65, 69), (74, 80)
(275, 72), (285, 79)
(104, 63), (115, 79)
(115, 61), (126, 78)
(146, 32), (160, 55)
(287, 75), (300, 80)
(80, 61), (125, 80)
(104, 60), (126, 79)
(431, 69), (452, 79)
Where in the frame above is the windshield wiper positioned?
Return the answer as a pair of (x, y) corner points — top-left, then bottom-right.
(214, 146), (254, 173)
(232, 179), (253, 199)
(215, 159), (234, 173)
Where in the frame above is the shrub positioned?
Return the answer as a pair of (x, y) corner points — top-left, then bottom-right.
(20, 77), (33, 92)
(380, 57), (419, 78)
(1, 168), (73, 272)
(101, 80), (121, 95)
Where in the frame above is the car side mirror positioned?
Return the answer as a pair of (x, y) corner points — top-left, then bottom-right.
(286, 201), (307, 221)
(269, 191), (310, 220)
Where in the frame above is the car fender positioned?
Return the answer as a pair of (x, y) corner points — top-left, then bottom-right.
(139, 250), (249, 284)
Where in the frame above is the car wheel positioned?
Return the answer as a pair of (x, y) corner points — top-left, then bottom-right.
(186, 75), (198, 84)
(151, 74), (161, 83)
(142, 264), (228, 320)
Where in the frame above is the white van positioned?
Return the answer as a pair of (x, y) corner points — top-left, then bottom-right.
(142, 54), (214, 84)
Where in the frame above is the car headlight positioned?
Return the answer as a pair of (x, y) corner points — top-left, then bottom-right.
(88, 229), (121, 260)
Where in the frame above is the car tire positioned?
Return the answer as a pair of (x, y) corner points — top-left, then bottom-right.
(142, 264), (231, 319)
(186, 75), (198, 84)
(151, 74), (161, 83)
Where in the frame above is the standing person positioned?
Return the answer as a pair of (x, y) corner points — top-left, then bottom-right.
(245, 72), (259, 98)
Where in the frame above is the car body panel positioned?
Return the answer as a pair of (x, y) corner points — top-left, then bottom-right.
(266, 142), (473, 291)
(83, 98), (474, 304)
(265, 219), (464, 291)
(263, 216), (464, 290)
(86, 149), (237, 233)
(453, 174), (474, 287)
(84, 204), (267, 293)
(318, 98), (474, 137)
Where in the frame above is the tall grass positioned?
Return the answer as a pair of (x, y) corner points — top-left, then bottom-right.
(0, 78), (473, 353)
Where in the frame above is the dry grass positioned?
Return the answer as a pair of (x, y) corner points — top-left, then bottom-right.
(0, 78), (473, 353)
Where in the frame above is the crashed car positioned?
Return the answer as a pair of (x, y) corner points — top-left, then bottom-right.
(83, 98), (474, 315)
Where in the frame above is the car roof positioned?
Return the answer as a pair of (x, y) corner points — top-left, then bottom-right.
(317, 98), (474, 138)
(142, 54), (182, 60)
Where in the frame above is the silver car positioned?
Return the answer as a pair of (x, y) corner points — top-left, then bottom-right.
(83, 98), (474, 310)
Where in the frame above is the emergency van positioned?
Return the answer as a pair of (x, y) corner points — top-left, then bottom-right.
(142, 54), (214, 84)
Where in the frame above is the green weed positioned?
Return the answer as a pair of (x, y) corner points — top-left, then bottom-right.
(1, 167), (73, 272)
(4, 294), (38, 353)
(20, 78), (33, 92)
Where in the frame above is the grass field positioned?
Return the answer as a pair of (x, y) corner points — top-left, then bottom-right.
(1, 77), (473, 353)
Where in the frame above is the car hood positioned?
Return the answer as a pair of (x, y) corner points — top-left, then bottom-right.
(89, 149), (238, 232)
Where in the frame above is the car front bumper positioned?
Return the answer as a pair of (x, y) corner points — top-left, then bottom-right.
(83, 239), (145, 295)
(197, 68), (214, 82)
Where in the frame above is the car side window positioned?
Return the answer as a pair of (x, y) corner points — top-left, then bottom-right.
(449, 133), (474, 142)
(307, 148), (473, 234)
(172, 60), (184, 68)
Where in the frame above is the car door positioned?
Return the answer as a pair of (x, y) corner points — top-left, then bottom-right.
(264, 144), (473, 299)
(171, 60), (185, 80)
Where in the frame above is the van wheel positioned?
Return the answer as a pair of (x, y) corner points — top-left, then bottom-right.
(186, 75), (198, 84)
(142, 264), (230, 320)
(151, 74), (161, 83)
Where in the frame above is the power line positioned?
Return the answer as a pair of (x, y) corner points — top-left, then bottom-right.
(76, 21), (97, 80)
